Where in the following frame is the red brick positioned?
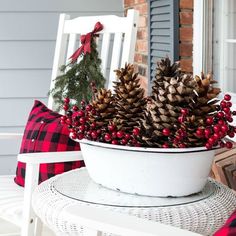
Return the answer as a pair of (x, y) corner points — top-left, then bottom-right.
(134, 53), (142, 63)
(180, 43), (193, 57)
(142, 54), (148, 64)
(138, 74), (148, 96)
(179, 27), (193, 41)
(135, 0), (147, 4)
(180, 59), (193, 72)
(134, 3), (148, 15)
(180, 0), (193, 9)
(180, 12), (193, 25)
(138, 16), (147, 27)
(124, 0), (135, 7)
(136, 40), (148, 52)
(137, 29), (147, 40)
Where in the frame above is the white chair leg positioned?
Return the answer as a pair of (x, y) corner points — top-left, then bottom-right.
(35, 218), (43, 236)
(21, 163), (40, 236)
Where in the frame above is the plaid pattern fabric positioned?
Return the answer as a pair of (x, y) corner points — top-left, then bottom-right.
(14, 100), (84, 187)
(214, 210), (236, 236)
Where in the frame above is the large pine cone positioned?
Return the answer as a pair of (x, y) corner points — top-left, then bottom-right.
(113, 64), (146, 131)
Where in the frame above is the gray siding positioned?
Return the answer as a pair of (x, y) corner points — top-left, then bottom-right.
(148, 0), (179, 88)
(0, 0), (123, 174)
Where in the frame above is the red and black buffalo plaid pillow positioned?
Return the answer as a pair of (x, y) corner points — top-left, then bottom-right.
(14, 100), (85, 187)
(214, 210), (236, 236)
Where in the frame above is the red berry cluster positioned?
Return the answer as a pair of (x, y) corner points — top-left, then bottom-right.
(195, 94), (235, 149)
(61, 98), (141, 147)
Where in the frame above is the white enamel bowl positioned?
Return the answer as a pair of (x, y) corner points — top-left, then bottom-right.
(78, 139), (216, 197)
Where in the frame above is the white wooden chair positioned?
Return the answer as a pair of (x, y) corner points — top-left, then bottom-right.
(0, 10), (139, 236)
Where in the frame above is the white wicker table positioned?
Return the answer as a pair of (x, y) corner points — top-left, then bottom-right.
(32, 168), (236, 236)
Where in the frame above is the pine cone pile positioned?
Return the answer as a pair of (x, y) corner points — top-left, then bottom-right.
(61, 58), (236, 149)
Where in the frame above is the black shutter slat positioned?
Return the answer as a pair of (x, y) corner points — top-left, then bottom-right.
(148, 0), (179, 89)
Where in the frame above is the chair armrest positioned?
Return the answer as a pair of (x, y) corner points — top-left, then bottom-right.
(18, 151), (83, 164)
(64, 205), (201, 236)
(0, 132), (23, 139)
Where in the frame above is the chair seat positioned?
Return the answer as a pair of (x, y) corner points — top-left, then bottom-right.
(0, 175), (23, 227)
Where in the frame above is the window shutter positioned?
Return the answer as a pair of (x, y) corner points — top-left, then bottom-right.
(148, 0), (179, 85)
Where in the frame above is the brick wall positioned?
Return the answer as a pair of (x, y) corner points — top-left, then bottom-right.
(124, 0), (148, 92)
(179, 0), (193, 72)
(124, 0), (194, 90)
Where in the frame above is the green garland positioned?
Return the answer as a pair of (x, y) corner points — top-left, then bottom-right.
(49, 38), (105, 111)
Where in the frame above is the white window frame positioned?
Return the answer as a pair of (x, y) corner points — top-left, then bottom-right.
(193, 0), (213, 77)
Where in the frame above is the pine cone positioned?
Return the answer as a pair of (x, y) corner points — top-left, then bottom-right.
(191, 73), (221, 116)
(113, 64), (146, 131)
(139, 58), (197, 147)
(90, 88), (115, 127)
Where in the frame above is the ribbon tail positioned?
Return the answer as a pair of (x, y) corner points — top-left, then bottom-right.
(69, 46), (84, 63)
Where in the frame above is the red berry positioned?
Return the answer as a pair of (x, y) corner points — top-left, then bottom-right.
(213, 125), (221, 133)
(77, 133), (84, 140)
(180, 108), (188, 116)
(91, 131), (98, 139)
(125, 133), (131, 140)
(120, 138), (127, 145)
(178, 115), (185, 123)
(61, 116), (66, 121)
(220, 141), (225, 148)
(79, 117), (86, 124)
(135, 143), (141, 147)
(80, 100), (85, 106)
(208, 137), (215, 145)
(108, 124), (116, 132)
(220, 101), (227, 109)
(162, 143), (169, 148)
(223, 107), (231, 114)
(104, 133), (111, 142)
(71, 132), (77, 139)
(132, 128), (140, 136)
(72, 105), (79, 111)
(117, 131), (124, 139)
(63, 104), (69, 111)
(205, 143), (212, 149)
(79, 125), (85, 132)
(217, 112), (224, 119)
(213, 133), (220, 140)
(111, 140), (119, 145)
(91, 122), (96, 129)
(228, 132), (235, 138)
(112, 131), (117, 138)
(77, 110), (85, 117)
(91, 109), (96, 115)
(206, 117), (214, 125)
(196, 128), (204, 137)
(218, 120), (225, 125)
(64, 97), (70, 104)
(162, 128), (171, 136)
(86, 104), (93, 111)
(66, 118), (72, 125)
(227, 102), (232, 107)
(226, 141), (233, 149)
(204, 128), (212, 138)
(224, 94), (231, 101)
(221, 125), (229, 133)
(179, 143), (186, 148)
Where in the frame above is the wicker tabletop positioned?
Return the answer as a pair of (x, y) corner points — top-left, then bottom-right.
(32, 168), (236, 236)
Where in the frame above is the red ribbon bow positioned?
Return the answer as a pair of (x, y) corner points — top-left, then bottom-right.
(69, 22), (103, 63)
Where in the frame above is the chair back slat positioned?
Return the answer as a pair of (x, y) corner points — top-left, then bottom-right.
(66, 33), (78, 62)
(108, 33), (123, 90)
(100, 33), (111, 79)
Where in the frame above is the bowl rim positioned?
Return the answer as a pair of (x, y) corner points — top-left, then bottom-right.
(77, 139), (219, 154)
